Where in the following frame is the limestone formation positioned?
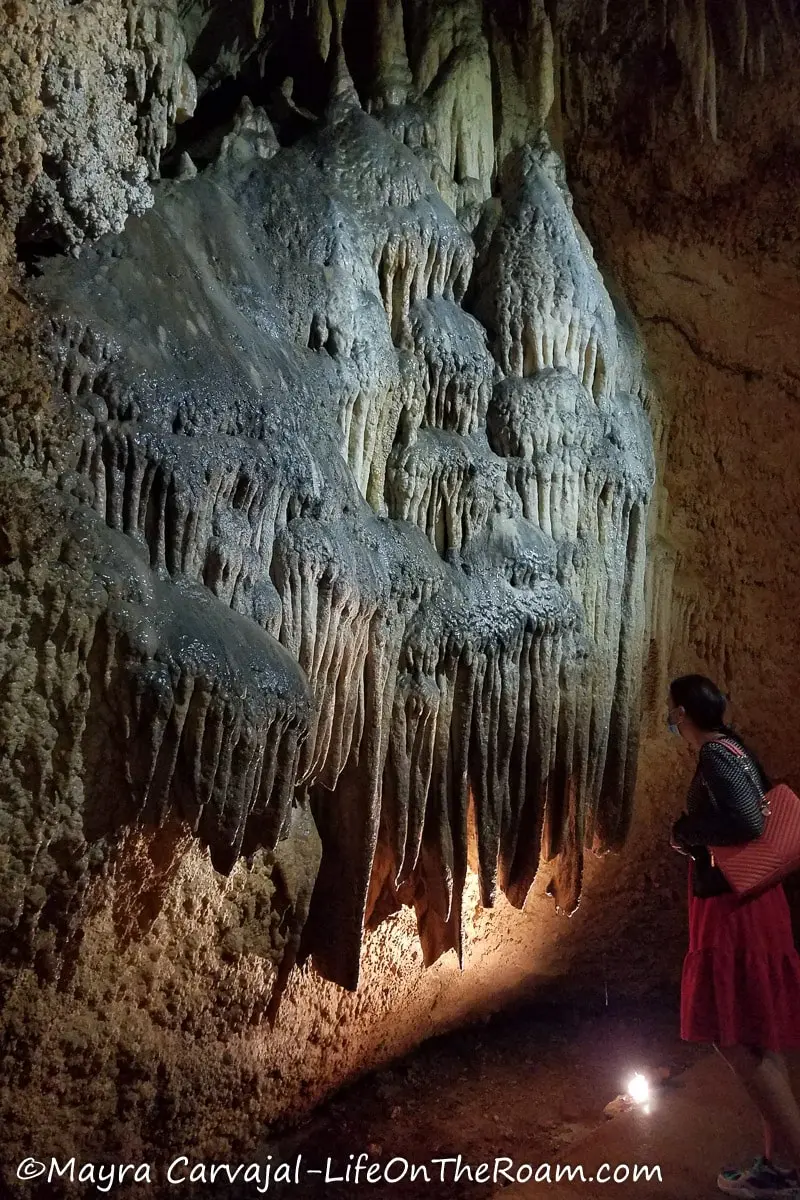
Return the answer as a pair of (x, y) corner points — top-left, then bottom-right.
(0, 52), (656, 1000)
(7, 0), (796, 1165)
(23, 0), (195, 250)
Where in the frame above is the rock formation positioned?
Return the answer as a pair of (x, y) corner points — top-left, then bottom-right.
(0, 0), (797, 1171)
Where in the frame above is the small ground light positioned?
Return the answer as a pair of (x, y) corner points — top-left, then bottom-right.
(626, 1073), (650, 1105)
(603, 1071), (656, 1118)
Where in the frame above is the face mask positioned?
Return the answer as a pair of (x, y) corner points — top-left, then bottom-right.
(667, 705), (681, 735)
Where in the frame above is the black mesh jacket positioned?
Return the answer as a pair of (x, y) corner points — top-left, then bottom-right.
(671, 732), (771, 897)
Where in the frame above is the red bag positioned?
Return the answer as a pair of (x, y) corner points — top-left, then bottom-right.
(707, 739), (800, 899)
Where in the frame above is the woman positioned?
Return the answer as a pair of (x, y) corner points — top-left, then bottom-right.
(669, 674), (800, 1197)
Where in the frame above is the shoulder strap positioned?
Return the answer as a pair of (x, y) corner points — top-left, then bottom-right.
(708, 737), (745, 757)
(703, 737), (770, 813)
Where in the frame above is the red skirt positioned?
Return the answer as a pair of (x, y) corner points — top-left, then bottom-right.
(681, 862), (800, 1050)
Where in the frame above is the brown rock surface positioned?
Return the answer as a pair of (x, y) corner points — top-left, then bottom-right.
(0, 0), (798, 1181)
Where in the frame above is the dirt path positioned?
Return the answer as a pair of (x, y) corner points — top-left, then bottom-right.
(247, 993), (703, 1199)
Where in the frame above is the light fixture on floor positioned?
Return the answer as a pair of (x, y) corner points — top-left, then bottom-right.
(604, 1069), (661, 1118)
(626, 1073), (650, 1105)
(626, 1072), (651, 1113)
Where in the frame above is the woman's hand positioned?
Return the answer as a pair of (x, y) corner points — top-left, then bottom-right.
(670, 816), (692, 855)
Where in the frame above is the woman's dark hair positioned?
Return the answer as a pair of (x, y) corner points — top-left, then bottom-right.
(669, 674), (734, 733)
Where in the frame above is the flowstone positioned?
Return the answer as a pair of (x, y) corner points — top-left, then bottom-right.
(4, 59), (655, 994)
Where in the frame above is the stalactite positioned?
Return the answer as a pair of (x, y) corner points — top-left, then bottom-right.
(334, 336), (413, 511)
(372, 227), (474, 341)
(473, 134), (618, 401)
(484, 1), (555, 168)
(487, 365), (653, 894)
(385, 430), (517, 555)
(705, 17), (718, 140)
(371, 0), (414, 108)
(421, 35), (494, 198)
(21, 49), (658, 994)
(734, 0), (749, 71)
(541, 627), (592, 915)
(306, 606), (403, 989)
(0, 477), (313, 968)
(308, 108), (475, 341)
(403, 298), (496, 436)
(548, 0), (788, 142)
(641, 537), (677, 731)
(127, 0), (195, 176)
(270, 518), (388, 795)
(594, 498), (651, 849)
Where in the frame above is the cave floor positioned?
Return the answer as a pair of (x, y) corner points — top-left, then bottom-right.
(240, 992), (760, 1200)
(498, 1048), (771, 1200)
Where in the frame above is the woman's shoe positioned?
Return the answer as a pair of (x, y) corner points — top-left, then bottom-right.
(718, 1157), (798, 1198)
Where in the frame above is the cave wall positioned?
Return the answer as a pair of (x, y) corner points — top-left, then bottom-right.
(569, 61), (800, 755)
(586, 56), (800, 945)
(561, 0), (800, 841)
(0, 0), (798, 1173)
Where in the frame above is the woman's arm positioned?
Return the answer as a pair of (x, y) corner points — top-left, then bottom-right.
(672, 742), (766, 846)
